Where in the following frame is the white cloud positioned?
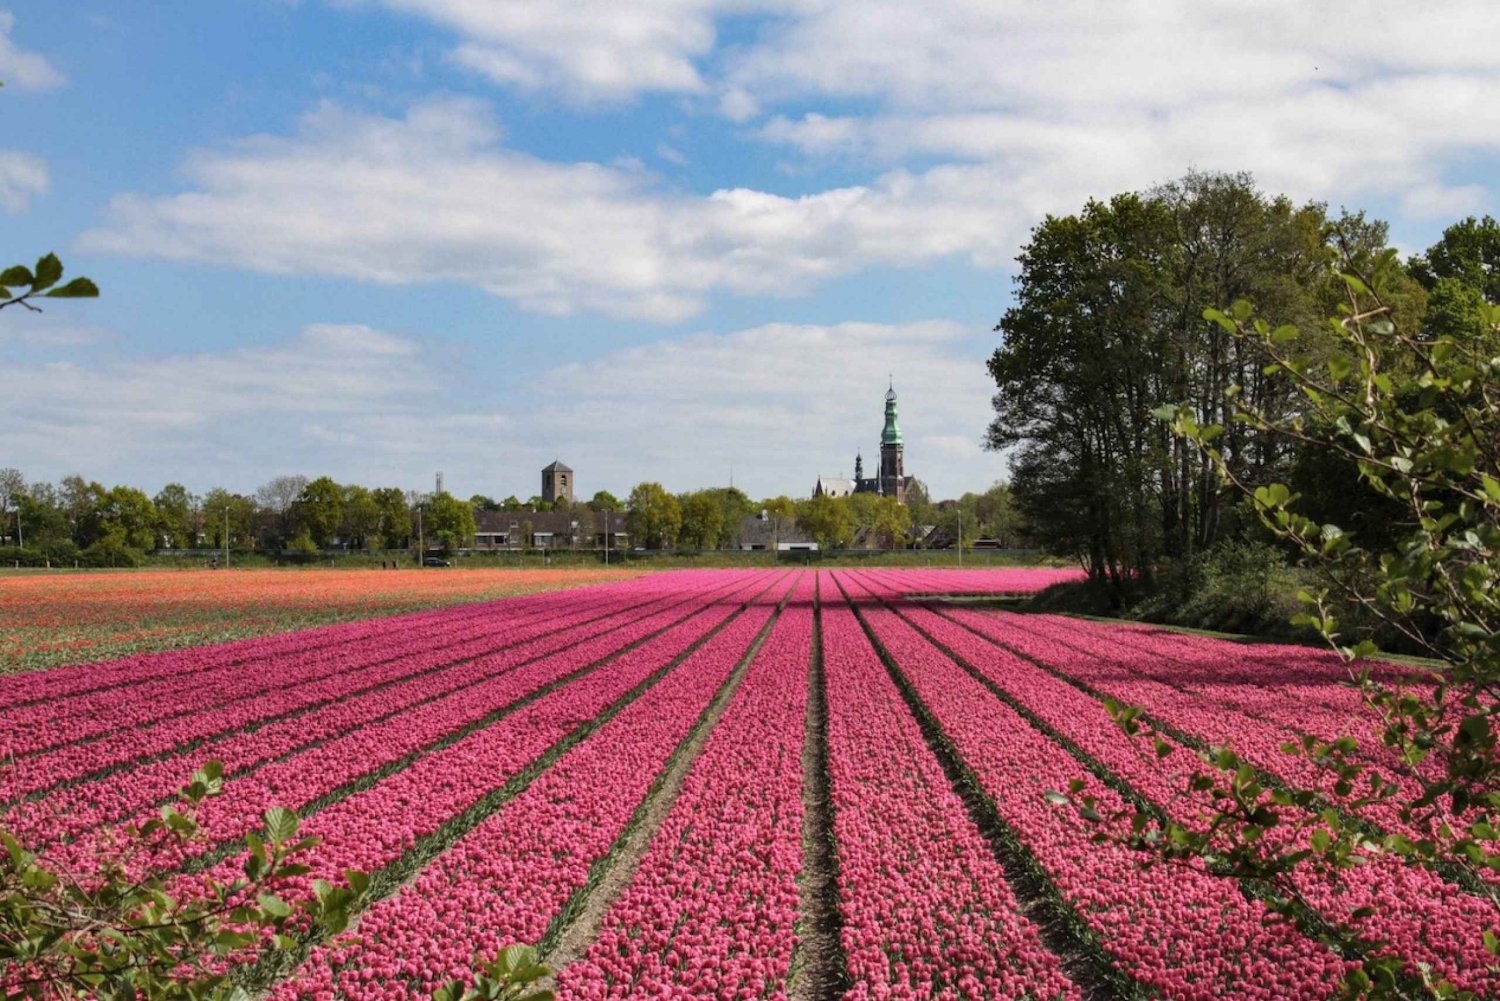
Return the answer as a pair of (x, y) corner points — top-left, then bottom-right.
(368, 0), (740, 103)
(0, 148), (47, 211)
(78, 98), (1027, 320)
(0, 10), (65, 90)
(0, 319), (998, 499)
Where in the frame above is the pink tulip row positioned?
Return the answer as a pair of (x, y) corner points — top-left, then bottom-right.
(190, 576), (786, 907)
(836, 574), (1350, 1000)
(990, 606), (1432, 776)
(274, 583), (792, 1001)
(3, 576), (661, 758)
(948, 607), (1445, 848)
(13, 575), (752, 855)
(860, 567), (1083, 596)
(2, 576), (747, 806)
(0, 573), (655, 711)
(819, 583), (1081, 1000)
(898, 602), (1500, 996)
(557, 575), (817, 1001)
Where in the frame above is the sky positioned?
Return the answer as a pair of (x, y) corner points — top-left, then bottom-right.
(2, 1), (1498, 503)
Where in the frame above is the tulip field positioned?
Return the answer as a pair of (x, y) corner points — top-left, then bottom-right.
(0, 566), (645, 675)
(4, 566), (1494, 1000)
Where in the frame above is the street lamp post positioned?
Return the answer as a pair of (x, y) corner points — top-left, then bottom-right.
(603, 510), (610, 566)
(416, 504), (425, 565)
(223, 507), (230, 569)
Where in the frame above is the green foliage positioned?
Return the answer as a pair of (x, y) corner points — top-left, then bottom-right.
(990, 172), (1338, 595)
(795, 494), (857, 549)
(0, 762), (362, 1000)
(586, 490), (620, 513)
(677, 490), (726, 549)
(0, 254), (99, 314)
(1117, 239), (1500, 997)
(625, 482), (681, 549)
(422, 492), (478, 551)
(432, 945), (554, 1001)
(294, 477), (344, 548)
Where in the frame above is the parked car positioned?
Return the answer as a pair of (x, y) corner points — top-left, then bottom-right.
(422, 557), (451, 567)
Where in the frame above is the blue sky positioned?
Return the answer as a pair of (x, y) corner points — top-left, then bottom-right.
(3, 1), (1497, 502)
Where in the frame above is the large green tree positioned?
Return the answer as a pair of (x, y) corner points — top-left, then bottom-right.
(294, 476), (344, 548)
(626, 482), (681, 549)
(153, 484), (199, 549)
(678, 491), (726, 549)
(989, 171), (1333, 594)
(422, 492), (477, 551)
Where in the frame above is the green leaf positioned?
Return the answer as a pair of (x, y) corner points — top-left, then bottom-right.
(42, 276), (99, 299)
(263, 806), (299, 845)
(258, 893), (293, 919)
(31, 253), (62, 291)
(0, 264), (33, 287)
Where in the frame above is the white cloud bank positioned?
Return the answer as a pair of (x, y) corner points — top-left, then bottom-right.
(79, 98), (1012, 320)
(79, 2), (1500, 318)
(0, 319), (998, 499)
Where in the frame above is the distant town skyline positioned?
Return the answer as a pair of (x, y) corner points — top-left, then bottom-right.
(4, 2), (1498, 498)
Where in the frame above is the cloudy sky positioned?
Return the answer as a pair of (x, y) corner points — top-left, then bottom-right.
(3, 2), (1498, 501)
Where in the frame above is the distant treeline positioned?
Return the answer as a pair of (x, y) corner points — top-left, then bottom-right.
(0, 470), (1028, 565)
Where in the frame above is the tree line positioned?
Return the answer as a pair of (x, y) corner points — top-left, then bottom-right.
(0, 470), (1031, 563)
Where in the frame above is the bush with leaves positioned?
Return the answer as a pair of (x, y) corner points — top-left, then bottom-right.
(1111, 244), (1500, 996)
(0, 254), (97, 314)
(0, 761), (366, 1000)
(2, 760), (558, 1000)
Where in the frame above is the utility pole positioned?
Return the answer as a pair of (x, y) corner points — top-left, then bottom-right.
(417, 504), (425, 565)
(223, 506), (230, 569)
(604, 509), (610, 565)
(957, 508), (963, 567)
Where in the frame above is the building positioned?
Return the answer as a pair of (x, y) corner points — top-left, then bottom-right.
(813, 381), (917, 503)
(473, 509), (628, 550)
(541, 460), (574, 504)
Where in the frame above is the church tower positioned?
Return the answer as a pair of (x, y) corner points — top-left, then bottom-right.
(879, 381), (905, 502)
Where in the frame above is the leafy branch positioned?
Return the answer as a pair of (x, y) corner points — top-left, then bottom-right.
(0, 254), (98, 314)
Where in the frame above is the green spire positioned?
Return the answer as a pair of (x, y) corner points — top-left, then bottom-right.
(881, 379), (902, 446)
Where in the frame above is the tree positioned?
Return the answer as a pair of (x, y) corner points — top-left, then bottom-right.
(256, 476), (309, 546)
(0, 468), (25, 546)
(587, 490), (621, 512)
(500, 496), (524, 512)
(371, 487), (410, 549)
(0, 252), (98, 314)
(294, 476), (344, 548)
(626, 482), (681, 549)
(200, 488), (256, 551)
(469, 494), (501, 513)
(868, 495), (911, 549)
(678, 491), (725, 549)
(95, 486), (157, 552)
(990, 172), (1335, 597)
(796, 495), (856, 550)
(58, 476), (105, 548)
(1111, 243), (1500, 997)
(153, 483), (199, 549)
(424, 492), (476, 551)
(342, 485), (382, 549)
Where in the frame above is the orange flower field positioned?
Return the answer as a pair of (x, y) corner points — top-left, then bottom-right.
(0, 567), (645, 675)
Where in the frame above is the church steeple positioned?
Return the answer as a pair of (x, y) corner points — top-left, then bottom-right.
(881, 379), (902, 446)
(879, 379), (906, 503)
(854, 450), (864, 481)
